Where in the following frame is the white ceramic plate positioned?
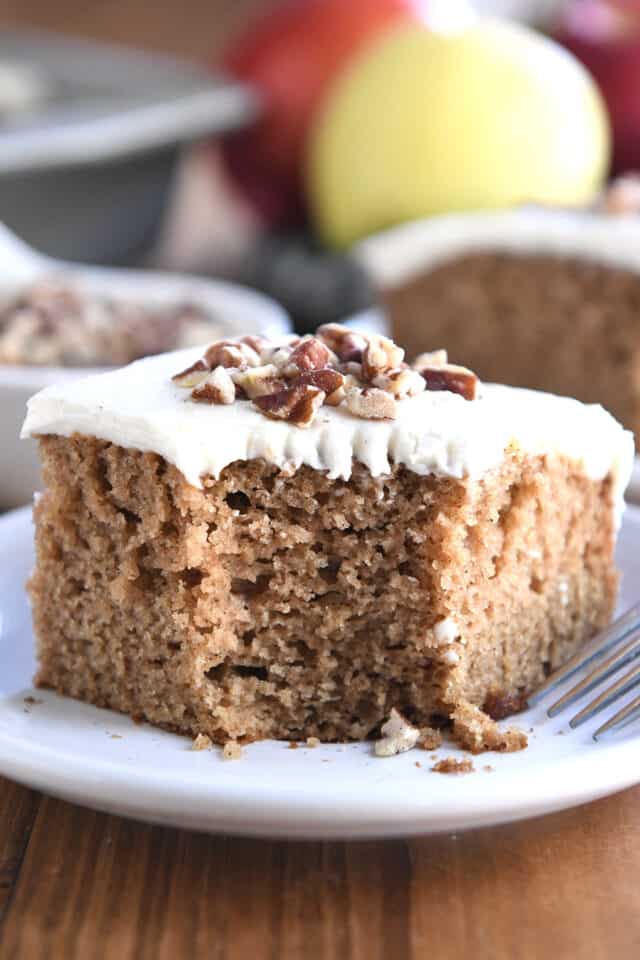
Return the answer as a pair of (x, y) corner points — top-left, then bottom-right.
(1, 505), (638, 840)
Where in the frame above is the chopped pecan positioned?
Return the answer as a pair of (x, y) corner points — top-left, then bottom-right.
(270, 345), (294, 370)
(204, 340), (260, 369)
(373, 367), (426, 399)
(339, 360), (364, 380)
(239, 334), (270, 354)
(418, 363), (478, 401)
(191, 366), (236, 404)
(288, 336), (331, 372)
(231, 364), (284, 399)
(316, 323), (367, 362)
(411, 349), (448, 370)
(344, 385), (397, 420)
(295, 368), (345, 395)
(253, 383), (325, 427)
(172, 356), (210, 388)
(361, 334), (404, 380)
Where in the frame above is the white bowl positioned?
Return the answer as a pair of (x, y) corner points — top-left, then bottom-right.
(0, 224), (290, 510)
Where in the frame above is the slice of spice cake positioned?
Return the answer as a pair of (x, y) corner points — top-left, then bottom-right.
(355, 207), (640, 446)
(22, 326), (633, 747)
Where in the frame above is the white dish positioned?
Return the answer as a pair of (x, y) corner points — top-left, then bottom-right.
(0, 224), (290, 510)
(0, 504), (638, 840)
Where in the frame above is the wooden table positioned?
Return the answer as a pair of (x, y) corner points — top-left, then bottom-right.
(1, 776), (638, 958)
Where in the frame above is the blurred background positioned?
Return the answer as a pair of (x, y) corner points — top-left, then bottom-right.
(0, 0), (633, 331)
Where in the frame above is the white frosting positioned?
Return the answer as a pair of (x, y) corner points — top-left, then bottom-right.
(21, 346), (634, 523)
(355, 209), (640, 290)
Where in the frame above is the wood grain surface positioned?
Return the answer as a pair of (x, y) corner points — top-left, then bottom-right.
(0, 777), (639, 959)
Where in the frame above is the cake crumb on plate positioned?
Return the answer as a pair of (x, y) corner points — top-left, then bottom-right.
(420, 727), (443, 750)
(192, 733), (212, 751)
(375, 708), (420, 757)
(222, 740), (242, 761)
(452, 702), (528, 754)
(431, 757), (474, 775)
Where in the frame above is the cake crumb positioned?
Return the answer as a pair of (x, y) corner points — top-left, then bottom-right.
(288, 741), (299, 749)
(431, 757), (474, 774)
(452, 702), (528, 754)
(415, 761), (421, 768)
(483, 765), (495, 773)
(419, 726), (443, 750)
(192, 733), (212, 751)
(109, 734), (123, 740)
(23, 696), (43, 706)
(222, 740), (243, 761)
(375, 708), (420, 757)
(306, 737), (321, 748)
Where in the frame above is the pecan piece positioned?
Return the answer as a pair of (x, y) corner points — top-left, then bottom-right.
(253, 383), (325, 427)
(288, 336), (331, 372)
(191, 366), (236, 404)
(361, 334), (404, 380)
(172, 356), (210, 388)
(418, 364), (478, 401)
(411, 349), (448, 370)
(344, 385), (397, 420)
(231, 364), (284, 399)
(295, 368), (344, 394)
(373, 367), (426, 399)
(294, 368), (345, 407)
(316, 323), (367, 362)
(204, 340), (260, 369)
(239, 334), (270, 355)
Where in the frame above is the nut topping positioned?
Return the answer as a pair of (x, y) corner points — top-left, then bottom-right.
(296, 367), (345, 395)
(253, 383), (325, 427)
(172, 357), (210, 388)
(172, 332), (479, 426)
(412, 349), (448, 369)
(204, 340), (260, 369)
(191, 365), (236, 405)
(231, 364), (284, 399)
(417, 363), (478, 401)
(288, 336), (332, 372)
(372, 367), (426, 399)
(361, 334), (405, 380)
(316, 323), (367, 362)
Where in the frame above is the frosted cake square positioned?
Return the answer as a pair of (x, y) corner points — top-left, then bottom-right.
(22, 326), (633, 750)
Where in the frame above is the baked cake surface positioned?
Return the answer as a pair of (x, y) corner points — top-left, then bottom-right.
(22, 328), (634, 748)
(356, 209), (640, 445)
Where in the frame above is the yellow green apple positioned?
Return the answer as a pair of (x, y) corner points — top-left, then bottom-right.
(307, 17), (611, 248)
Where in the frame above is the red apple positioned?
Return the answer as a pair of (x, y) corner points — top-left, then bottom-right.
(218, 0), (418, 226)
(556, 0), (640, 173)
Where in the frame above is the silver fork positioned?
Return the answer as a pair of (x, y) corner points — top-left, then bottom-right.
(528, 602), (640, 740)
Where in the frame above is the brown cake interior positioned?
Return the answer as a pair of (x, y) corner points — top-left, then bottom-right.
(29, 434), (617, 744)
(386, 252), (640, 444)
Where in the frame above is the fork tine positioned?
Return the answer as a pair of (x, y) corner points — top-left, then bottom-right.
(593, 693), (640, 740)
(546, 627), (640, 717)
(527, 602), (640, 707)
(569, 661), (640, 728)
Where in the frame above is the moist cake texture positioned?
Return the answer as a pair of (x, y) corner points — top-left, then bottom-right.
(22, 327), (634, 747)
(356, 209), (640, 446)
